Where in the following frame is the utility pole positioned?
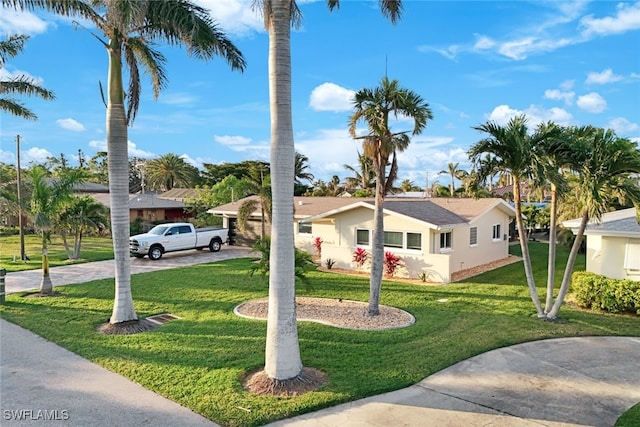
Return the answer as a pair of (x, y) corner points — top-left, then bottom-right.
(16, 135), (27, 261)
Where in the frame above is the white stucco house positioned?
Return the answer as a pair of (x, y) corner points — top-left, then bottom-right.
(209, 196), (516, 283)
(563, 208), (640, 281)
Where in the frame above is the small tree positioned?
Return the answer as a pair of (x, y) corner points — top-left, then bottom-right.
(313, 237), (323, 258)
(352, 247), (369, 270)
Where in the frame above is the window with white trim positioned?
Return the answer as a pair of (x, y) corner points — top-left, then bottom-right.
(470, 227), (478, 246)
(440, 231), (452, 251)
(356, 229), (370, 246)
(492, 224), (501, 241)
(384, 231), (403, 248)
(298, 221), (312, 234)
(407, 232), (422, 250)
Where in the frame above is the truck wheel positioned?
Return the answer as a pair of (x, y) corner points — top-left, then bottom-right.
(149, 245), (163, 260)
(209, 238), (222, 252)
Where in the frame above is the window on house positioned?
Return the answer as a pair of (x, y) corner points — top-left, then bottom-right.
(440, 231), (452, 250)
(492, 224), (501, 240)
(356, 229), (370, 246)
(470, 227), (478, 245)
(298, 222), (312, 234)
(407, 232), (422, 250)
(384, 231), (403, 248)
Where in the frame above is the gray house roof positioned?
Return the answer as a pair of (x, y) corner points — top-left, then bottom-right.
(563, 208), (640, 238)
(129, 193), (185, 209)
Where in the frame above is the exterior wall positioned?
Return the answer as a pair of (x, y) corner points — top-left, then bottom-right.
(587, 235), (640, 281)
(446, 208), (511, 274)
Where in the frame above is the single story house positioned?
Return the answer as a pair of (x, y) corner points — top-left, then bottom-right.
(209, 196), (516, 283)
(563, 208), (640, 281)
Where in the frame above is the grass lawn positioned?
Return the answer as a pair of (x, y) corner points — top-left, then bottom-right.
(1, 242), (638, 426)
(0, 234), (114, 272)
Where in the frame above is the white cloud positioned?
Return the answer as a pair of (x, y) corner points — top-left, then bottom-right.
(0, 9), (48, 34)
(544, 89), (575, 105)
(309, 83), (354, 112)
(576, 92), (607, 113)
(497, 36), (573, 61)
(473, 34), (495, 50)
(608, 117), (639, 134)
(88, 139), (156, 158)
(24, 147), (53, 164)
(0, 149), (16, 164)
(585, 68), (623, 84)
(195, 0), (263, 37)
(159, 92), (199, 105)
(581, 2), (640, 36)
(295, 128), (355, 180)
(56, 118), (85, 132)
(214, 134), (252, 147)
(0, 68), (45, 85)
(487, 104), (573, 127)
(560, 80), (575, 90)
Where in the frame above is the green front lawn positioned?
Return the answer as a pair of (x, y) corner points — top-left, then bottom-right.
(0, 234), (114, 272)
(0, 242), (637, 426)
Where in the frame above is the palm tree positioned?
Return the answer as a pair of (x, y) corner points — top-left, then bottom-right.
(547, 128), (640, 319)
(251, 0), (404, 387)
(344, 151), (375, 194)
(145, 153), (198, 191)
(57, 195), (109, 259)
(28, 167), (84, 295)
(294, 151), (314, 184)
(8, 0), (245, 327)
(0, 34), (55, 119)
(469, 115), (560, 318)
(237, 165), (271, 239)
(438, 162), (465, 196)
(349, 76), (432, 316)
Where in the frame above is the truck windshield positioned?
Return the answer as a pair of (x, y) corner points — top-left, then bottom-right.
(148, 226), (169, 235)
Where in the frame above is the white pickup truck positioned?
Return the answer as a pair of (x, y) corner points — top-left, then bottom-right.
(129, 222), (229, 260)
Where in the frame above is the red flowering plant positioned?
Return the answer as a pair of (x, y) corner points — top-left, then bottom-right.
(352, 247), (369, 270)
(384, 251), (403, 277)
(313, 237), (323, 258)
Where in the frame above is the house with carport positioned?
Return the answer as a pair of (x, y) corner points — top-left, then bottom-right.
(209, 196), (516, 283)
(563, 208), (640, 281)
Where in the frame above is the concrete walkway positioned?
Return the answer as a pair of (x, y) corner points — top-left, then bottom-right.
(2, 249), (639, 426)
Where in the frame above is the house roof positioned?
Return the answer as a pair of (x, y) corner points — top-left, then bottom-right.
(209, 196), (515, 229)
(45, 178), (110, 193)
(158, 188), (198, 201)
(129, 193), (185, 209)
(563, 208), (640, 238)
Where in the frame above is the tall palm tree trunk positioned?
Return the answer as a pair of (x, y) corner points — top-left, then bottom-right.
(264, 0), (302, 381)
(514, 180), (544, 317)
(368, 163), (386, 316)
(107, 45), (137, 324)
(39, 232), (53, 295)
(545, 183), (558, 313)
(548, 210), (588, 319)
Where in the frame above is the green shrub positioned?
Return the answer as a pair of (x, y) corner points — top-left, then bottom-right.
(571, 272), (640, 315)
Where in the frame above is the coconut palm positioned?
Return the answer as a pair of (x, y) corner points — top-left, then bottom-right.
(7, 0), (245, 327)
(349, 76), (432, 316)
(250, 0), (404, 386)
(57, 195), (109, 259)
(294, 151), (314, 184)
(344, 151), (376, 194)
(547, 127), (640, 319)
(0, 34), (55, 119)
(469, 115), (561, 318)
(145, 153), (198, 191)
(438, 162), (464, 196)
(28, 167), (84, 295)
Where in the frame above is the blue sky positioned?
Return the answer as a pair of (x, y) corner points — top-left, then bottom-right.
(1, 0), (639, 188)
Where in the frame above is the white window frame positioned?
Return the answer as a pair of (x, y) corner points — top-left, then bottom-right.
(297, 221), (312, 235)
(440, 231), (452, 252)
(356, 228), (371, 247)
(469, 227), (478, 246)
(356, 229), (422, 251)
(492, 224), (502, 241)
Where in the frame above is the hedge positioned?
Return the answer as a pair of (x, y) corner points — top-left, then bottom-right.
(571, 271), (640, 315)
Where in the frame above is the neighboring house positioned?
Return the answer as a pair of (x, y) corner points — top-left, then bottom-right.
(563, 208), (640, 281)
(209, 196), (516, 283)
(129, 193), (193, 223)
